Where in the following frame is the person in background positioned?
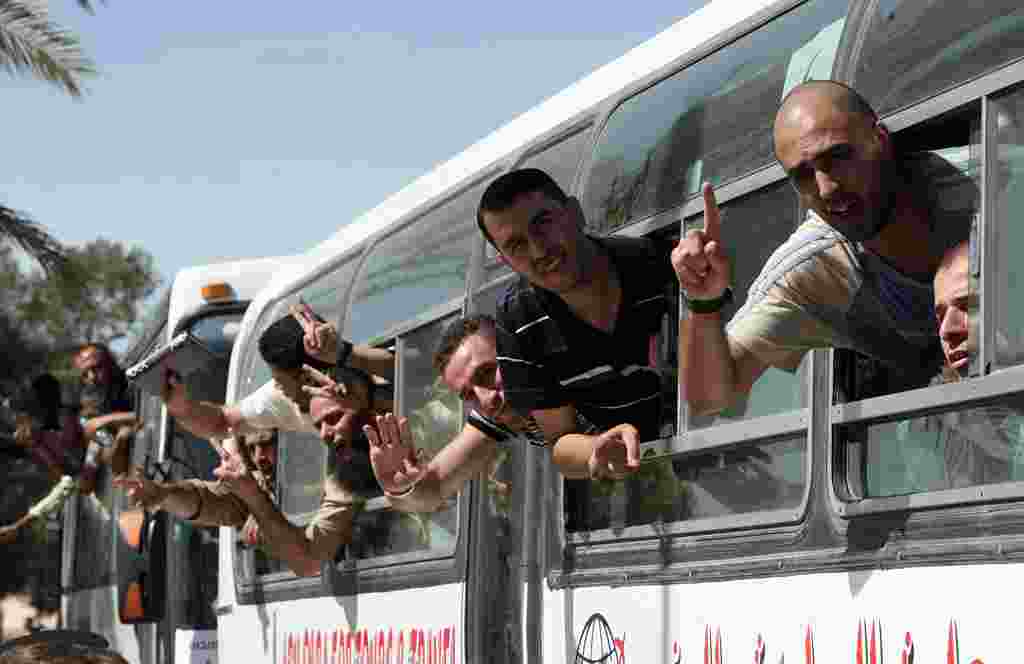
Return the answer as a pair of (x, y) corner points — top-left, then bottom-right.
(0, 374), (135, 545)
(928, 240), (1024, 487)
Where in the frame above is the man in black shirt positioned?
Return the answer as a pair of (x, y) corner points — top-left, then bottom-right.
(477, 168), (676, 479)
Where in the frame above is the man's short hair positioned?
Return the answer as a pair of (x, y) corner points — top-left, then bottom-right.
(433, 314), (497, 375)
(476, 168), (569, 248)
(778, 79), (878, 123)
(258, 315), (332, 372)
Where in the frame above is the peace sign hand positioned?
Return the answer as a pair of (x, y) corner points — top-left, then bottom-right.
(291, 300), (338, 363)
(671, 183), (731, 302)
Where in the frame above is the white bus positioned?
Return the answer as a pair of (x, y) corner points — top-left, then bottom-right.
(214, 0), (1024, 662)
(59, 256), (294, 664)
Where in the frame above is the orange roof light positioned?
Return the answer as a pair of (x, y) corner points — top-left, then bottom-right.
(201, 281), (234, 302)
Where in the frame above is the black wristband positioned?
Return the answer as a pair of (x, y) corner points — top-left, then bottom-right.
(336, 338), (354, 367)
(685, 287), (733, 314)
(467, 409), (514, 443)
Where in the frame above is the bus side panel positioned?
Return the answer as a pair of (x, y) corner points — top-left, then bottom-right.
(219, 584), (464, 664)
(549, 564), (1019, 663)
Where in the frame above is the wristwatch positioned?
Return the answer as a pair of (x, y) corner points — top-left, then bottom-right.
(685, 287), (734, 314)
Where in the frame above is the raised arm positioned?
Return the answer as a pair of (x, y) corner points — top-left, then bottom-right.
(162, 370), (244, 440)
(365, 414), (497, 513)
(292, 302), (396, 380)
(213, 447), (330, 577)
(82, 412), (138, 441)
(673, 184), (767, 415)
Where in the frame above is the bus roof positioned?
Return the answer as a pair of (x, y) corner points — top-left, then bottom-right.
(252, 0), (778, 307)
(167, 255), (297, 335)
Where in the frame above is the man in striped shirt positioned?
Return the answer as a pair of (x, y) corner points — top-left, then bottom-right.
(476, 168), (677, 480)
(360, 314), (601, 510)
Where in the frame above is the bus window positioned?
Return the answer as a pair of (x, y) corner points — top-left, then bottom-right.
(832, 107), (979, 406)
(990, 85), (1024, 369)
(299, 253), (361, 337)
(347, 180), (484, 344)
(483, 127), (593, 285)
(568, 435), (806, 533)
(582, 0), (849, 235)
(853, 0), (1024, 118)
(347, 317), (460, 562)
(272, 265), (366, 525)
(687, 180), (806, 427)
(834, 102), (1024, 503)
(165, 310), (244, 630)
(852, 398), (1024, 497)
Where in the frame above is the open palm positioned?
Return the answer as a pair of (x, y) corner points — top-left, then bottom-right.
(364, 413), (424, 495)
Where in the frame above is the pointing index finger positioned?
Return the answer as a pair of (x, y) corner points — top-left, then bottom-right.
(702, 182), (722, 242)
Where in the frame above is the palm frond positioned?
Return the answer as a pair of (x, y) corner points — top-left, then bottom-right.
(75, 0), (105, 15)
(0, 204), (66, 273)
(0, 0), (95, 97)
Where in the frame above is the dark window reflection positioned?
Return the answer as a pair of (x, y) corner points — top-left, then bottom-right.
(854, 0), (1024, 118)
(582, 0), (848, 234)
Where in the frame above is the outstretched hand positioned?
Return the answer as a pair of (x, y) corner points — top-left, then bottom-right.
(364, 413), (424, 496)
(213, 447), (262, 501)
(588, 423), (641, 481)
(671, 183), (731, 302)
(113, 468), (166, 511)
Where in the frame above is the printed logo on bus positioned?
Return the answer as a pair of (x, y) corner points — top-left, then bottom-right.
(280, 625), (455, 664)
(662, 620), (984, 664)
(575, 613), (624, 664)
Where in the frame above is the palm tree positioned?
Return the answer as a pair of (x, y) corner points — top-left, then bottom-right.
(0, 0), (98, 271)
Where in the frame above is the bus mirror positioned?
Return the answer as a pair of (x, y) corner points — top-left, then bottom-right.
(117, 510), (167, 624)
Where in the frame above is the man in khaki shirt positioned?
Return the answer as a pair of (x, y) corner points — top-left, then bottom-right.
(115, 429), (355, 577)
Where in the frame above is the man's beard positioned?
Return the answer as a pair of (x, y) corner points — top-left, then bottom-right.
(835, 159), (898, 243)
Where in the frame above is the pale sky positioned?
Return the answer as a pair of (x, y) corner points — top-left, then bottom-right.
(1, 2), (706, 286)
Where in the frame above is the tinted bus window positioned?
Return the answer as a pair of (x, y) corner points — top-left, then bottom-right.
(990, 85), (1024, 369)
(853, 0), (1024, 118)
(348, 317), (460, 562)
(568, 436), (806, 533)
(855, 398), (1024, 497)
(583, 0), (849, 234)
(347, 182), (484, 344)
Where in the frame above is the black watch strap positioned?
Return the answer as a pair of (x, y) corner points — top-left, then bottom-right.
(686, 287), (733, 314)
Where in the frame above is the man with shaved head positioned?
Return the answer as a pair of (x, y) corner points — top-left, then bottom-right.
(674, 80), (975, 413)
